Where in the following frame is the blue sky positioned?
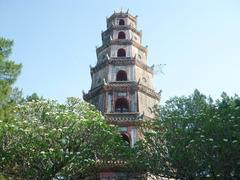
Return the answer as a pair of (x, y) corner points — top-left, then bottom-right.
(1, 0), (240, 104)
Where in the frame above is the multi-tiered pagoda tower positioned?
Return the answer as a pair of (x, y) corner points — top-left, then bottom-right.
(84, 10), (160, 146)
(83, 10), (160, 178)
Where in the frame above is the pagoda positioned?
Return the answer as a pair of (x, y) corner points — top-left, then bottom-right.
(83, 10), (161, 179)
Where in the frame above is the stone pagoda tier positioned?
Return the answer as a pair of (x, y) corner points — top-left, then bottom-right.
(83, 10), (160, 149)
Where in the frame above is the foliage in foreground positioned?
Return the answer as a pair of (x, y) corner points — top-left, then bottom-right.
(0, 98), (127, 179)
(0, 37), (131, 179)
(0, 37), (22, 131)
(1, 37), (239, 179)
(135, 90), (240, 179)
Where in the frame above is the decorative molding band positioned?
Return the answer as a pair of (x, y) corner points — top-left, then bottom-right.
(103, 25), (141, 37)
(90, 58), (153, 74)
(96, 39), (147, 54)
(83, 82), (161, 101)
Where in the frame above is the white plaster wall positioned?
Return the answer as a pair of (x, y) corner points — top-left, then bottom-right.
(131, 31), (141, 44)
(131, 127), (138, 146)
(138, 92), (159, 118)
(97, 48), (110, 64)
(106, 92), (113, 113)
(110, 45), (132, 57)
(126, 18), (137, 29)
(113, 30), (131, 40)
(108, 65), (135, 82)
(112, 30), (141, 44)
(131, 46), (147, 64)
(90, 94), (105, 113)
(91, 66), (109, 89)
(130, 92), (137, 112)
(112, 17), (137, 29)
(135, 66), (154, 88)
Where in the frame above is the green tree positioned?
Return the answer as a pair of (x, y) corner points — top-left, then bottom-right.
(0, 37), (22, 106)
(25, 92), (43, 102)
(0, 98), (127, 179)
(136, 90), (240, 179)
(0, 37), (22, 137)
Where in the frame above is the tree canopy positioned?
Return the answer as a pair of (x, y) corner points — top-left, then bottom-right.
(0, 98), (128, 179)
(0, 36), (239, 179)
(0, 37), (22, 107)
(135, 90), (240, 179)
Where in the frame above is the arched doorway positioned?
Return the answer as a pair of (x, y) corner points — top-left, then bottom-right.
(119, 19), (125, 25)
(117, 48), (126, 57)
(115, 98), (129, 113)
(116, 70), (127, 81)
(118, 31), (126, 39)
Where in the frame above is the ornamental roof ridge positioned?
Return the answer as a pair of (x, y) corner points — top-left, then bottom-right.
(91, 58), (135, 74)
(96, 39), (147, 54)
(91, 58), (153, 75)
(107, 10), (137, 23)
(102, 24), (141, 36)
(83, 82), (161, 101)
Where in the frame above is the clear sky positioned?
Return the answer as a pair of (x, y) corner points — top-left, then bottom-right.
(1, 0), (240, 104)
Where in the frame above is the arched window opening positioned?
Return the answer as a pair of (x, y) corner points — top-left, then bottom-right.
(118, 31), (126, 39)
(119, 19), (125, 25)
(115, 98), (129, 113)
(121, 132), (130, 147)
(117, 48), (126, 57)
(116, 70), (127, 81)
